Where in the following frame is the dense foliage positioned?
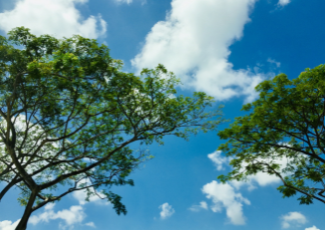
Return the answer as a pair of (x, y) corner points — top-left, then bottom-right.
(0, 27), (222, 230)
(218, 64), (325, 206)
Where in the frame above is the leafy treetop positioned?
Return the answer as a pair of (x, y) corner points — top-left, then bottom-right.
(0, 27), (222, 230)
(218, 64), (325, 206)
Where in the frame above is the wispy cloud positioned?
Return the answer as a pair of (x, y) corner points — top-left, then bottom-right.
(278, 0), (291, 7)
(281, 212), (307, 229)
(115, 0), (133, 4)
(159, 203), (175, 220)
(0, 0), (107, 38)
(85, 222), (96, 228)
(189, 201), (208, 212)
(267, 58), (281, 68)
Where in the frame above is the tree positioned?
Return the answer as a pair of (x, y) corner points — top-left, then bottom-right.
(217, 64), (325, 207)
(0, 27), (223, 230)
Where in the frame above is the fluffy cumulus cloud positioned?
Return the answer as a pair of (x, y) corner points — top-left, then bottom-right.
(159, 203), (175, 219)
(0, 219), (20, 230)
(229, 157), (286, 191)
(207, 150), (291, 191)
(202, 180), (250, 225)
(29, 203), (86, 228)
(305, 226), (320, 230)
(278, 0), (291, 6)
(132, 0), (267, 102)
(0, 0), (107, 38)
(281, 212), (307, 229)
(189, 201), (208, 212)
(27, 183), (108, 229)
(196, 150), (295, 225)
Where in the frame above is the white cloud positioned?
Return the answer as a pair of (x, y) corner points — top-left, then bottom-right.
(201, 148), (305, 226)
(28, 180), (107, 228)
(189, 201), (208, 212)
(267, 58), (281, 68)
(229, 166), (283, 191)
(29, 203), (86, 228)
(305, 226), (320, 230)
(115, 0), (133, 4)
(208, 151), (228, 171)
(73, 189), (105, 205)
(0, 220), (20, 230)
(202, 180), (250, 225)
(281, 212), (307, 229)
(278, 0), (291, 6)
(132, 0), (266, 103)
(159, 203), (175, 219)
(207, 150), (292, 191)
(54, 206), (85, 226)
(236, 151), (297, 190)
(72, 179), (110, 206)
(85, 222), (96, 228)
(0, 0), (107, 38)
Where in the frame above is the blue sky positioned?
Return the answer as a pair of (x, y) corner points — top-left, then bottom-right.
(0, 0), (324, 229)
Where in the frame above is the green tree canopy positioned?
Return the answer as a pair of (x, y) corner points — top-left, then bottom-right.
(0, 27), (222, 230)
(217, 64), (325, 207)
